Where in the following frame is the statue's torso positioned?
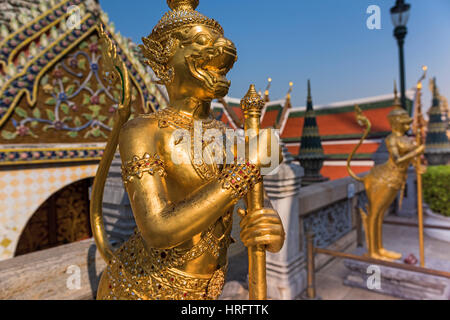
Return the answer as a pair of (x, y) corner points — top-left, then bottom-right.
(98, 109), (234, 300)
(367, 134), (416, 191)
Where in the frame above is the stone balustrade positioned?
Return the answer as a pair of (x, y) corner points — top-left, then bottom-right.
(265, 160), (366, 299)
(0, 152), (368, 300)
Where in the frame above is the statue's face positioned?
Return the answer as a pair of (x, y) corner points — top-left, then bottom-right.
(391, 114), (413, 134)
(167, 25), (237, 100)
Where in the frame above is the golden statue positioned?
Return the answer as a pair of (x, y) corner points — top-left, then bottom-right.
(90, 0), (285, 300)
(347, 85), (425, 261)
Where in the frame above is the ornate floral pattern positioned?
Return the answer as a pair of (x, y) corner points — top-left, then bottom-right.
(0, 2), (167, 147)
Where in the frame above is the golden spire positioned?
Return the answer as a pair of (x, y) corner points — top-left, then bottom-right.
(393, 79), (401, 106)
(388, 80), (409, 119)
(417, 65), (427, 86)
(276, 82), (293, 129)
(286, 81), (293, 100)
(413, 66), (427, 140)
(264, 77), (272, 102)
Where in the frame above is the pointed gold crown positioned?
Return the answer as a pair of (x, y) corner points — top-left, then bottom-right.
(149, 0), (224, 42)
(388, 80), (410, 120)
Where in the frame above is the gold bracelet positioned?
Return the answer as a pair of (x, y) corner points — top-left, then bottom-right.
(122, 153), (166, 184)
(219, 160), (262, 199)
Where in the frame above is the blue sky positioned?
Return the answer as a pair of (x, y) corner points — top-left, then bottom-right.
(101, 0), (450, 110)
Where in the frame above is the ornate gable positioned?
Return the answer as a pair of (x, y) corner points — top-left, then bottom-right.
(0, 0), (168, 165)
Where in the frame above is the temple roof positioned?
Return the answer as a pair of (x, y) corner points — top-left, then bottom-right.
(0, 0), (168, 166)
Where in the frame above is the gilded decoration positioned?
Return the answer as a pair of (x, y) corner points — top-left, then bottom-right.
(0, 0), (168, 165)
(121, 153), (166, 183)
(347, 89), (425, 261)
(1, 30), (146, 143)
(91, 0), (285, 301)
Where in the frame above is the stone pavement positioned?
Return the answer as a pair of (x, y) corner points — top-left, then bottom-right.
(313, 214), (450, 300)
(220, 214), (450, 300)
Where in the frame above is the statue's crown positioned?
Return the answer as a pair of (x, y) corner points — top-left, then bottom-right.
(150, 0), (224, 42)
(388, 106), (412, 124)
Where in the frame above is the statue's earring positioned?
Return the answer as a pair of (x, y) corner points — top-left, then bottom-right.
(150, 64), (174, 85)
(139, 37), (175, 85)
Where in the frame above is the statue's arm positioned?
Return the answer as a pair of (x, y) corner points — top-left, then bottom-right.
(387, 136), (425, 165)
(119, 119), (244, 249)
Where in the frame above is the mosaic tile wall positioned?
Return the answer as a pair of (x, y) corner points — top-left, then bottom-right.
(0, 163), (98, 260)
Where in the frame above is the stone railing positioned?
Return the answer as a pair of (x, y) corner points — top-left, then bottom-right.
(0, 239), (105, 300)
(265, 156), (367, 299)
(0, 146), (368, 300)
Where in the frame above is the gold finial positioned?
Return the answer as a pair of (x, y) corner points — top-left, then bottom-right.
(167, 0), (199, 11)
(286, 81), (293, 99)
(393, 79), (400, 106)
(417, 65), (427, 88)
(242, 84), (265, 115)
(264, 77), (272, 101)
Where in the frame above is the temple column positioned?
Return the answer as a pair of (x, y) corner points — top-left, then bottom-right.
(264, 146), (304, 300)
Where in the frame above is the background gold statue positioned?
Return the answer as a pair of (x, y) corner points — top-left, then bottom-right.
(90, 0), (284, 300)
(347, 88), (424, 261)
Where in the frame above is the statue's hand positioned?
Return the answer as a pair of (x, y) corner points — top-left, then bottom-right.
(239, 208), (285, 253)
(416, 144), (425, 156)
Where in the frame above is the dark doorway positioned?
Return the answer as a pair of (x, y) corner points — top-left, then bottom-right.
(15, 178), (93, 256)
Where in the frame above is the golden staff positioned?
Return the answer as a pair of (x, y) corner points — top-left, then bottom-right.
(240, 84), (267, 300)
(414, 66), (427, 268)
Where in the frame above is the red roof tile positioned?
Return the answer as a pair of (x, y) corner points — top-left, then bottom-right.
(261, 110), (281, 128)
(321, 165), (371, 180)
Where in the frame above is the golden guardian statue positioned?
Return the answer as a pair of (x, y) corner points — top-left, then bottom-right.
(90, 0), (285, 300)
(347, 86), (425, 261)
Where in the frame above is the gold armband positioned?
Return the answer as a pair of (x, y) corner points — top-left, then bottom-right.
(122, 153), (166, 184)
(219, 161), (262, 199)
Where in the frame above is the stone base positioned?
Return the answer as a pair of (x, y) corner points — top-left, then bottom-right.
(266, 257), (307, 300)
(343, 249), (450, 300)
(219, 281), (248, 300)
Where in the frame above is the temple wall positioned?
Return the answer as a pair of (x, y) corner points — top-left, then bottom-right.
(0, 163), (98, 260)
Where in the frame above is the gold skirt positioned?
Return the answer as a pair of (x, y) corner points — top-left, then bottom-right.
(97, 231), (227, 300)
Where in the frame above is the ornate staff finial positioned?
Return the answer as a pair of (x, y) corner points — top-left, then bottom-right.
(242, 84), (265, 116)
